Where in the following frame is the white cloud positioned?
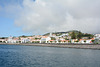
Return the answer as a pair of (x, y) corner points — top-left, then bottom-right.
(1, 0), (100, 34)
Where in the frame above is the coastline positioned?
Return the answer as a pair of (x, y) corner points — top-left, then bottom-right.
(0, 43), (100, 50)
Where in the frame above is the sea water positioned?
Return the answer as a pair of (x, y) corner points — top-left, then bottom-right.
(0, 44), (100, 67)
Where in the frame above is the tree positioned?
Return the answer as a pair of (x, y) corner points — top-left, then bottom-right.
(64, 41), (66, 43)
(83, 33), (94, 39)
(1, 37), (5, 39)
(91, 40), (95, 43)
(65, 37), (69, 40)
(50, 41), (52, 43)
(51, 37), (56, 40)
(71, 32), (76, 39)
(84, 40), (86, 43)
(58, 40), (61, 43)
(35, 38), (38, 40)
(75, 40), (79, 43)
(21, 35), (26, 38)
(77, 32), (82, 39)
(68, 40), (71, 43)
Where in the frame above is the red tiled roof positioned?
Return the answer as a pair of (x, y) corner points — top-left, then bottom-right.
(49, 40), (54, 41)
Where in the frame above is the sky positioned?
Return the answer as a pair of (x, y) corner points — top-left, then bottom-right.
(0, 0), (100, 37)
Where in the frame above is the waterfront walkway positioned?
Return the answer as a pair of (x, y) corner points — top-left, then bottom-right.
(0, 43), (100, 50)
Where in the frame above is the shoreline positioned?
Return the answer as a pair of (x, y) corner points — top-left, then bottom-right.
(0, 43), (100, 50)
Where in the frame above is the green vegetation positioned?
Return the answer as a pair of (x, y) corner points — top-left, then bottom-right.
(43, 30), (94, 40)
(0, 37), (7, 39)
(50, 41), (53, 43)
(96, 43), (98, 44)
(20, 35), (33, 38)
(43, 30), (79, 36)
(75, 40), (79, 42)
(69, 31), (94, 40)
(51, 37), (56, 40)
(20, 35), (27, 38)
(58, 40), (61, 43)
(68, 40), (71, 43)
(65, 37), (69, 40)
(91, 40), (95, 43)
(35, 38), (41, 40)
(0, 41), (2, 42)
(82, 33), (94, 39)
(71, 32), (76, 39)
(84, 40), (86, 42)
(77, 32), (82, 39)
(32, 41), (40, 43)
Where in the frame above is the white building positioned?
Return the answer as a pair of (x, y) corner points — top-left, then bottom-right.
(95, 34), (100, 39)
(21, 38), (30, 43)
(40, 37), (51, 43)
(0, 39), (7, 43)
(7, 36), (17, 43)
(86, 40), (92, 43)
(49, 32), (53, 37)
(94, 34), (100, 44)
(60, 33), (69, 37)
(79, 39), (92, 44)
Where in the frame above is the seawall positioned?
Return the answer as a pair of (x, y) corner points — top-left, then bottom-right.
(0, 43), (100, 50)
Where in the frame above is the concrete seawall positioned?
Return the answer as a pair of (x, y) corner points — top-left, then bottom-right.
(0, 43), (100, 50)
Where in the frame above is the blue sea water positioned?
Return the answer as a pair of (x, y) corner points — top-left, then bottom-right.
(0, 44), (100, 67)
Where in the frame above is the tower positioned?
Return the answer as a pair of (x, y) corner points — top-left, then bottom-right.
(49, 32), (52, 37)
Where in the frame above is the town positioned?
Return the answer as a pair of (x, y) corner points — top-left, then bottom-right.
(0, 30), (100, 44)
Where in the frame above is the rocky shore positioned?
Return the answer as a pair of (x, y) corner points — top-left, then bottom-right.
(0, 43), (100, 50)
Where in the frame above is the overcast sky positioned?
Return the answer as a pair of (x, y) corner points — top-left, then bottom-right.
(0, 0), (100, 36)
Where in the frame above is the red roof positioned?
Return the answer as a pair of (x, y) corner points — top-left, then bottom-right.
(49, 40), (54, 41)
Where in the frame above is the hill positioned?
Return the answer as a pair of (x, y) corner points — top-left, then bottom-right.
(43, 30), (80, 36)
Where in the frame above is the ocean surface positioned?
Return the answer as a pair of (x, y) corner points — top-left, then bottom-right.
(0, 45), (100, 67)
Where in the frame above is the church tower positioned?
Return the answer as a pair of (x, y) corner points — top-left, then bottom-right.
(49, 32), (52, 37)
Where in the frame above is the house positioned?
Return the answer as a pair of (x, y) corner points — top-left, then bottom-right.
(48, 40), (55, 43)
(7, 36), (18, 43)
(86, 40), (92, 44)
(60, 40), (69, 43)
(95, 39), (100, 44)
(95, 34), (100, 39)
(0, 39), (7, 43)
(40, 36), (51, 43)
(94, 34), (100, 44)
(79, 39), (85, 43)
(34, 35), (42, 39)
(31, 39), (40, 43)
(79, 39), (92, 44)
(20, 38), (30, 43)
(82, 37), (89, 39)
(71, 39), (78, 43)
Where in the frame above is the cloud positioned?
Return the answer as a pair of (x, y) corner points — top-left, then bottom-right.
(1, 0), (100, 34)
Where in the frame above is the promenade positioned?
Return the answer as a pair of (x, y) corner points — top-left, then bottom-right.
(0, 43), (100, 50)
